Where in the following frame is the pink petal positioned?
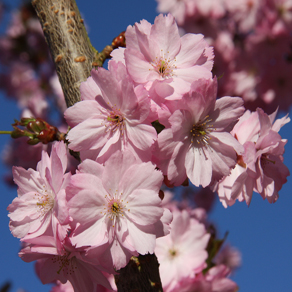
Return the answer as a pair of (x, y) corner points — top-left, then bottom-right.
(212, 96), (244, 131)
(176, 33), (206, 67)
(66, 118), (110, 151)
(119, 162), (163, 198)
(185, 146), (212, 187)
(125, 123), (157, 151)
(125, 48), (154, 83)
(126, 220), (156, 254)
(80, 75), (102, 101)
(12, 167), (41, 196)
(64, 100), (102, 127)
(67, 173), (107, 223)
(125, 189), (163, 225)
(151, 14), (181, 59)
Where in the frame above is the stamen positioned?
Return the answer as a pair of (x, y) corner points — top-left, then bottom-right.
(190, 115), (214, 146)
(34, 186), (55, 216)
(56, 252), (71, 274)
(51, 252), (77, 276)
(102, 190), (129, 227)
(261, 154), (276, 167)
(149, 49), (177, 78)
(168, 248), (178, 258)
(101, 105), (125, 136)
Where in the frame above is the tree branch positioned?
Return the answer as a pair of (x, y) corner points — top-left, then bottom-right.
(31, 0), (96, 107)
(115, 254), (163, 292)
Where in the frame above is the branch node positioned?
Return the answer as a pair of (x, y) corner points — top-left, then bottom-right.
(39, 11), (46, 21)
(74, 56), (86, 62)
(55, 54), (63, 63)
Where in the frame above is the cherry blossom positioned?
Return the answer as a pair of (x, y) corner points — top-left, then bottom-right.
(155, 209), (210, 292)
(156, 0), (197, 25)
(65, 61), (157, 163)
(7, 141), (71, 243)
(215, 244), (242, 273)
(216, 108), (290, 206)
(178, 265), (238, 292)
(112, 13), (214, 100)
(194, 0), (226, 19)
(224, 0), (263, 32)
(155, 78), (245, 187)
(66, 150), (172, 270)
(20, 236), (113, 292)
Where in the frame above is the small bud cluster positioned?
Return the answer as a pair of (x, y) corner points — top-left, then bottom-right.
(11, 117), (60, 145)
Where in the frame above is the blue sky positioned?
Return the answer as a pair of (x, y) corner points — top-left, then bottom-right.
(0, 0), (292, 291)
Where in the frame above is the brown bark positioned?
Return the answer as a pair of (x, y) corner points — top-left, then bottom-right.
(31, 1), (164, 291)
(31, 0), (96, 107)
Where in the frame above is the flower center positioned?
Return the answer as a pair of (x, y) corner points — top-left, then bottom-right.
(35, 185), (55, 216)
(260, 154), (276, 170)
(190, 115), (214, 146)
(150, 49), (177, 79)
(168, 248), (179, 259)
(102, 191), (130, 227)
(51, 252), (77, 275)
(102, 106), (125, 136)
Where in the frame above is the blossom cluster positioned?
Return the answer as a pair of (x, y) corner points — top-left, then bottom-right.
(5, 10), (289, 292)
(156, 0), (292, 112)
(216, 108), (290, 206)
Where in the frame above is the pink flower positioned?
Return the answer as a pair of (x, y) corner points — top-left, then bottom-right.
(155, 78), (245, 187)
(265, 0), (292, 35)
(215, 244), (242, 272)
(195, 265), (238, 292)
(2, 137), (48, 185)
(7, 141), (71, 242)
(0, 62), (48, 117)
(194, 0), (226, 19)
(216, 108), (290, 206)
(224, 0), (262, 32)
(65, 61), (157, 163)
(66, 150), (172, 270)
(113, 13), (214, 100)
(156, 0), (197, 25)
(20, 236), (113, 292)
(155, 209), (210, 292)
(168, 264), (238, 292)
(49, 74), (67, 113)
